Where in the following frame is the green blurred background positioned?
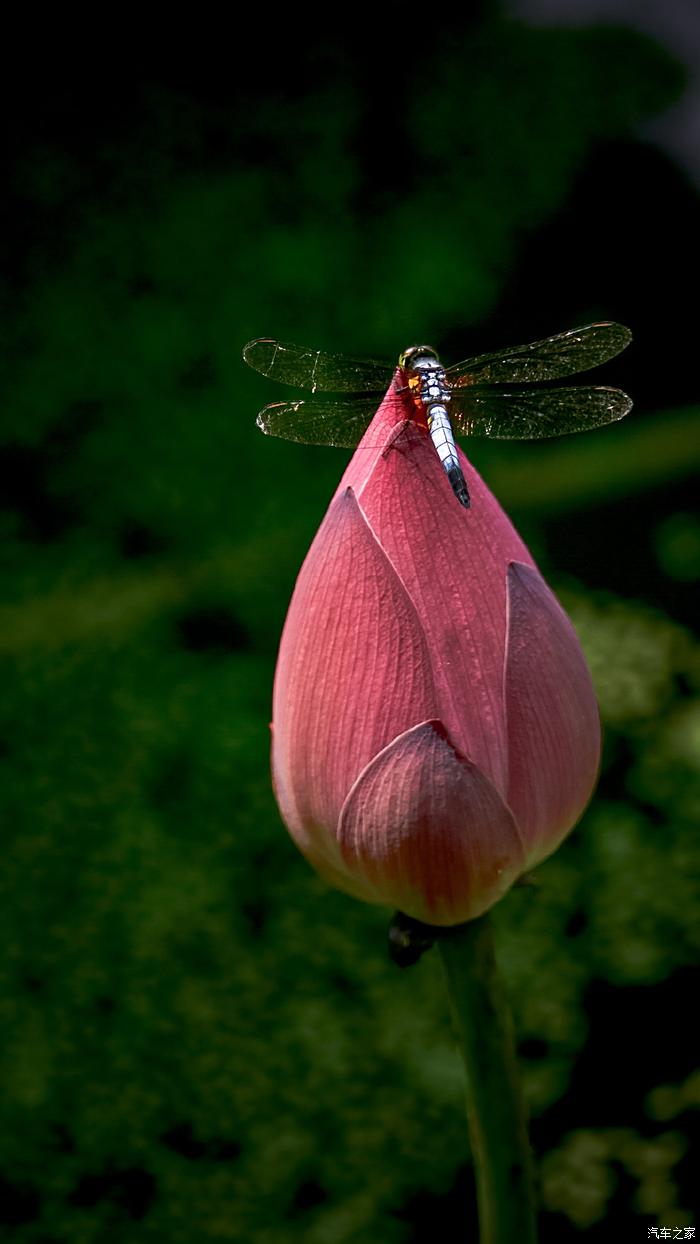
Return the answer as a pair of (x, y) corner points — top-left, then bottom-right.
(1, 4), (699, 1240)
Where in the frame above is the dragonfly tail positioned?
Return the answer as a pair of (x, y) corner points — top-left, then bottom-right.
(446, 464), (471, 509)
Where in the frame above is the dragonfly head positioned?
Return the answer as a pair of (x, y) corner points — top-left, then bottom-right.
(398, 344), (440, 371)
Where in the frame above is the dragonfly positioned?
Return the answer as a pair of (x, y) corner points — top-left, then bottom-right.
(243, 322), (633, 509)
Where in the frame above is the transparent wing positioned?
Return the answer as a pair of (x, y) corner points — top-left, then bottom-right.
(255, 396), (381, 446)
(449, 385), (633, 439)
(444, 322), (632, 386)
(243, 338), (392, 393)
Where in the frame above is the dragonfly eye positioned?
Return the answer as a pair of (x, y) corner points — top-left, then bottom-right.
(399, 344), (439, 370)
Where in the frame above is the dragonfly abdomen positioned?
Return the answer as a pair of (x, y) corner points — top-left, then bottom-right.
(406, 353), (471, 509)
(425, 403), (470, 508)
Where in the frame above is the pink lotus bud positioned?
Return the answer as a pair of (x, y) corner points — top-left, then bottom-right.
(271, 380), (601, 925)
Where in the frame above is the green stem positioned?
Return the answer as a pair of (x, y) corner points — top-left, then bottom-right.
(437, 914), (538, 1244)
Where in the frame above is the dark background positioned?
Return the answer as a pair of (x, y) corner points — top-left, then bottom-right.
(1, 4), (699, 1240)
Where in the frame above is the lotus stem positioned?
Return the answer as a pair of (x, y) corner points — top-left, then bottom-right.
(437, 914), (538, 1244)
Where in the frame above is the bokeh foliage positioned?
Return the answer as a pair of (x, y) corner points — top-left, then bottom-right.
(1, 10), (698, 1241)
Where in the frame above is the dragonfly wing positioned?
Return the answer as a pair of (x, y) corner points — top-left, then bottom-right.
(243, 338), (392, 392)
(449, 385), (633, 439)
(255, 396), (381, 447)
(444, 322), (632, 385)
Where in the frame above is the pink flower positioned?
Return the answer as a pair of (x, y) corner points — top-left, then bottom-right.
(271, 379), (601, 925)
